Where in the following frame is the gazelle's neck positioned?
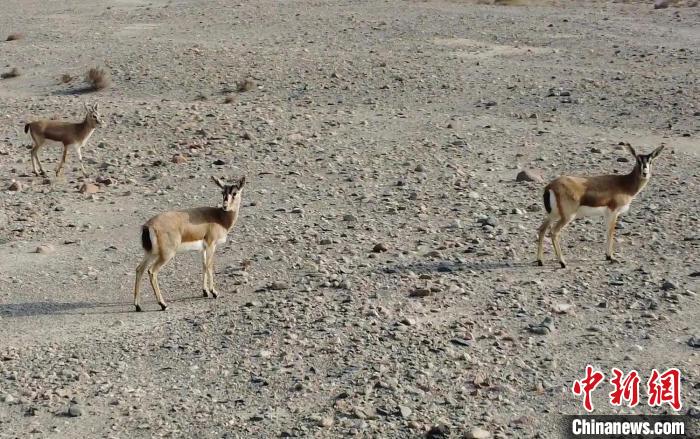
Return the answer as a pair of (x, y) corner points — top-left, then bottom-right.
(221, 193), (242, 230)
(78, 117), (96, 138)
(625, 164), (649, 196)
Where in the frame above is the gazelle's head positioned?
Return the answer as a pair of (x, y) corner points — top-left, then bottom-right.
(624, 143), (665, 180)
(211, 176), (246, 211)
(84, 103), (104, 126)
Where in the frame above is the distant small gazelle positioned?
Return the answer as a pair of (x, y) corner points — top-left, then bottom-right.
(536, 143), (665, 268)
(133, 176), (246, 312)
(24, 103), (103, 178)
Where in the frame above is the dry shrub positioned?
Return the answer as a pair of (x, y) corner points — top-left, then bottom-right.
(1, 67), (20, 79)
(60, 74), (74, 84)
(6, 33), (24, 41)
(236, 78), (256, 92)
(86, 67), (110, 91)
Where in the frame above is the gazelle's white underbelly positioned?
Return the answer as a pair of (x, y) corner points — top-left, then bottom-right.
(576, 206), (608, 218)
(176, 236), (226, 253)
(177, 240), (205, 253)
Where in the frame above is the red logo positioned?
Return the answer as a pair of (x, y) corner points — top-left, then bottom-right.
(647, 368), (682, 411)
(572, 365), (605, 412)
(573, 366), (682, 412)
(609, 368), (640, 408)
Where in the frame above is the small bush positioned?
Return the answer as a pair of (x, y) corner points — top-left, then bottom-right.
(60, 74), (74, 84)
(1, 67), (20, 79)
(6, 33), (24, 41)
(86, 67), (110, 91)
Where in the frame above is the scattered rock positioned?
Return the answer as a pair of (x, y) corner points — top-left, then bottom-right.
(661, 280), (678, 291)
(318, 416), (334, 427)
(654, 0), (670, 8)
(171, 154), (187, 164)
(688, 336), (700, 349)
(372, 243), (388, 253)
(528, 317), (554, 334)
(269, 281), (289, 291)
(8, 180), (22, 191)
(553, 303), (574, 314)
(409, 287), (431, 298)
(426, 424), (450, 438)
(35, 244), (55, 254)
(79, 183), (100, 194)
(465, 427), (491, 439)
(515, 169), (544, 183)
(67, 404), (82, 417)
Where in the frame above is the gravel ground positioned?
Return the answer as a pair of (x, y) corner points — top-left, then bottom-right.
(0, 0), (698, 437)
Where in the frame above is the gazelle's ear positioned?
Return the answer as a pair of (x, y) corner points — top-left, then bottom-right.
(93, 103), (99, 111)
(650, 144), (665, 160)
(84, 102), (89, 112)
(237, 175), (246, 188)
(624, 142), (637, 158)
(211, 176), (225, 188)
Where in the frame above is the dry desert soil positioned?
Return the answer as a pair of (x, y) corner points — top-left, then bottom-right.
(0, 0), (698, 438)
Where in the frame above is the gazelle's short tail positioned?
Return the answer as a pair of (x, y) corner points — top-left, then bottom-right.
(543, 190), (552, 213)
(141, 226), (152, 252)
(24, 123), (30, 134)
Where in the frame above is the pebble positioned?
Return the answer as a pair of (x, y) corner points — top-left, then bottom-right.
(79, 183), (100, 194)
(465, 427), (491, 439)
(426, 424), (450, 438)
(515, 169), (544, 183)
(67, 404), (82, 417)
(269, 281), (289, 290)
(35, 244), (55, 254)
(372, 243), (388, 253)
(399, 405), (412, 418)
(661, 280), (678, 291)
(319, 416), (334, 427)
(8, 180), (22, 191)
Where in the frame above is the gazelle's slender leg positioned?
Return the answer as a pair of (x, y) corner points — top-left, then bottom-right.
(134, 253), (157, 312)
(75, 144), (87, 177)
(205, 245), (218, 298)
(148, 253), (174, 310)
(537, 216), (554, 266)
(201, 250), (209, 297)
(56, 143), (70, 177)
(30, 135), (46, 176)
(550, 215), (573, 269)
(605, 211), (620, 262)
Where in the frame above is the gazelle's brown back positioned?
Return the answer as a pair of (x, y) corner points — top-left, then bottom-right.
(28, 120), (80, 144)
(145, 208), (232, 254)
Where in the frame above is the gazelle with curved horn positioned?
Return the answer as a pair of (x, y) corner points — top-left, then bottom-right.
(24, 103), (103, 177)
(536, 143), (666, 268)
(133, 176), (246, 312)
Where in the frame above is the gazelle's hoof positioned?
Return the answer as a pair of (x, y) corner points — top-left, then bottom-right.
(159, 303), (168, 311)
(559, 261), (567, 269)
(537, 260), (544, 267)
(202, 289), (209, 298)
(211, 290), (219, 299)
(135, 305), (142, 312)
(606, 255), (620, 263)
